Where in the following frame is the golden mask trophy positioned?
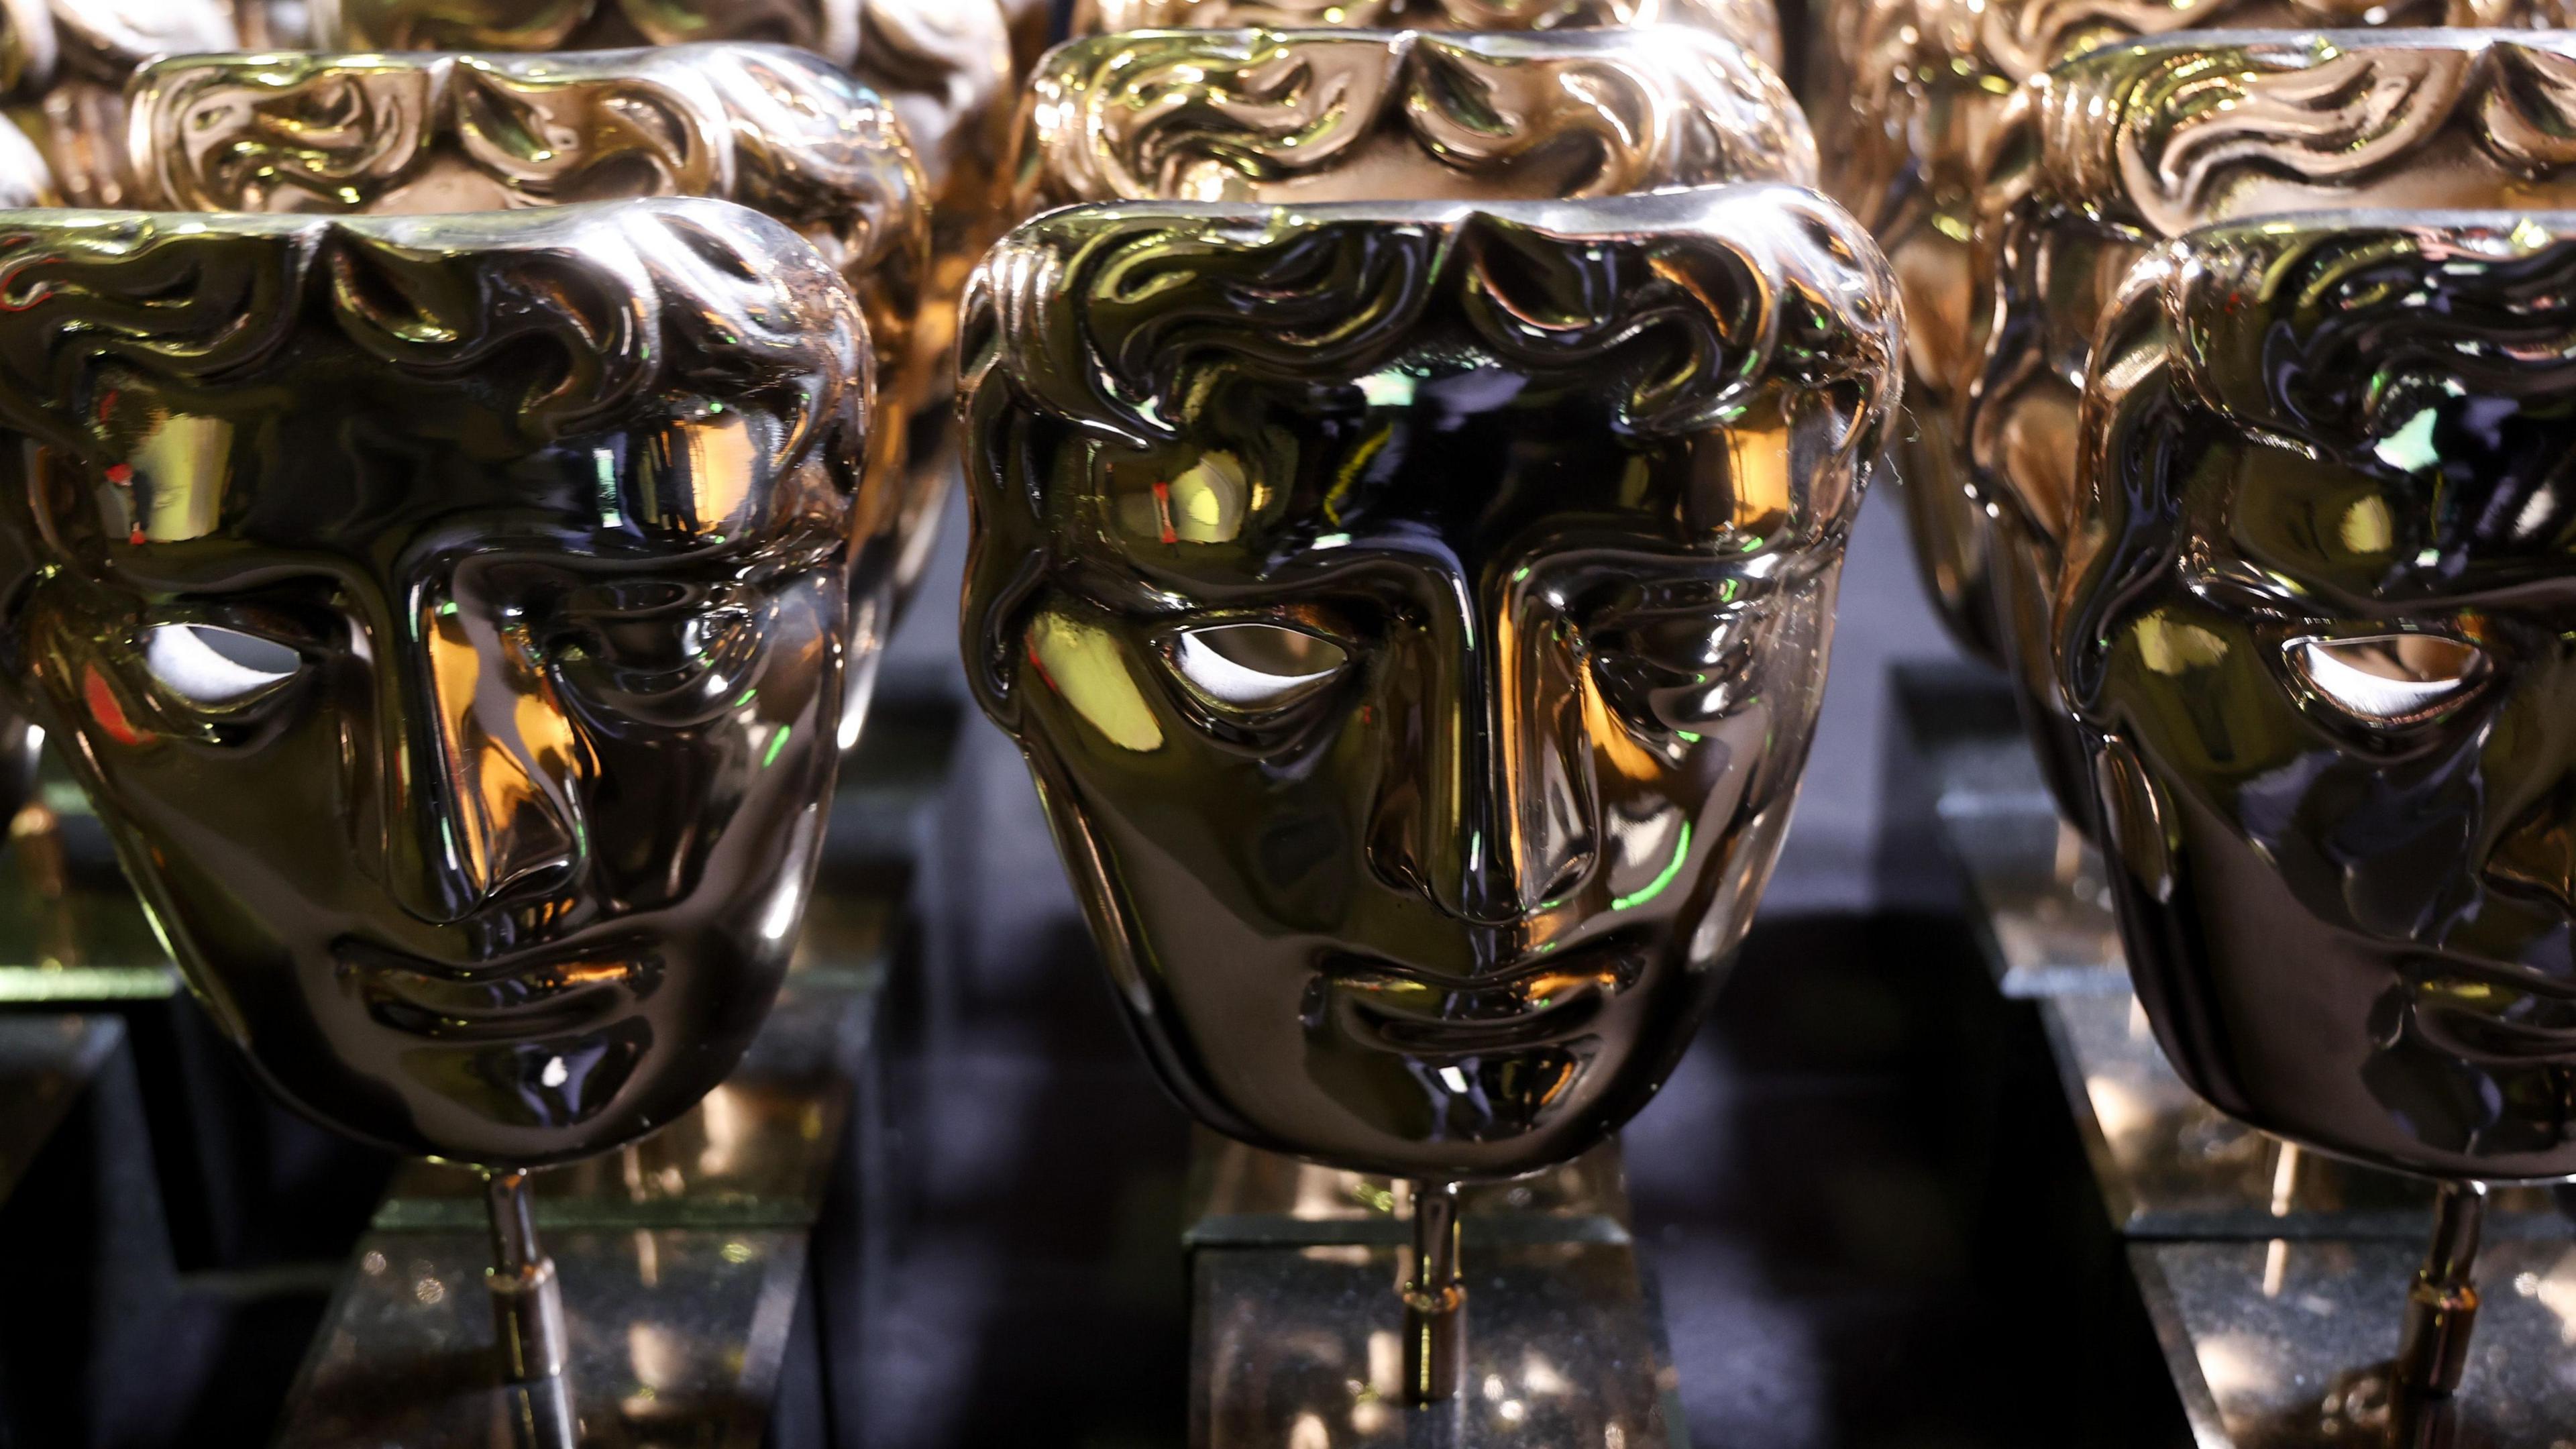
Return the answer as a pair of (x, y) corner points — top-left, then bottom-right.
(1966, 30), (2576, 832)
(1805, 0), (2560, 676)
(123, 40), (931, 747)
(1066, 0), (1785, 68)
(0, 199), (885, 1439)
(2061, 210), (2576, 1434)
(1014, 24), (1816, 213)
(308, 0), (1016, 604)
(959, 182), (1899, 1414)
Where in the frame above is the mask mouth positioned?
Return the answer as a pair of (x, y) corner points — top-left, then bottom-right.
(335, 935), (662, 1043)
(1315, 945), (1635, 1055)
(2399, 951), (2576, 1065)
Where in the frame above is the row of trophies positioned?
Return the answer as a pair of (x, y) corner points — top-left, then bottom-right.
(1813, 0), (2576, 1436)
(0, 0), (1897, 1440)
(0, 0), (2562, 1442)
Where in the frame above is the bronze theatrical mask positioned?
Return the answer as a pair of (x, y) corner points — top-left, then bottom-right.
(2059, 210), (2576, 1399)
(1806, 0), (2566, 669)
(307, 0), (1015, 419)
(958, 186), (1901, 1181)
(0, 200), (881, 1171)
(1967, 30), (2576, 830)
(2060, 211), (2576, 1186)
(1013, 26), (1815, 216)
(124, 42), (930, 745)
(1067, 0), (1783, 69)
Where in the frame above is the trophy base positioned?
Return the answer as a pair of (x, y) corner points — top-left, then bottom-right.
(1186, 1134), (1683, 1449)
(276, 1224), (811, 1449)
(2134, 1238), (2576, 1448)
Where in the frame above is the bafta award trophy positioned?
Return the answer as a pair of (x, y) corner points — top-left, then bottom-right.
(958, 183), (1900, 1402)
(1806, 0), (2544, 672)
(1966, 30), (2576, 833)
(125, 40), (931, 744)
(1014, 24), (1816, 215)
(306, 0), (1017, 600)
(1066, 0), (1785, 69)
(0, 199), (885, 1434)
(2060, 210), (2576, 1419)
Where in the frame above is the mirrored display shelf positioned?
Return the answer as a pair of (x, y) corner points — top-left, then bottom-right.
(1893, 663), (2127, 999)
(1187, 1134), (1682, 1448)
(2044, 993), (2576, 1244)
(276, 1224), (809, 1449)
(2135, 1238), (2576, 1448)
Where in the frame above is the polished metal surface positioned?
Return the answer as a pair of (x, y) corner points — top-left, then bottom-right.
(0, 0), (237, 207)
(0, 202), (887, 1171)
(2061, 211), (2576, 1183)
(301, 0), (1016, 612)
(1970, 30), (2576, 832)
(1186, 1129), (1634, 1248)
(959, 185), (1901, 1181)
(1806, 0), (2563, 672)
(125, 43), (938, 731)
(277, 1224), (807, 1448)
(2044, 993), (2576, 1240)
(1068, 0), (1784, 69)
(1014, 27), (1814, 216)
(378, 973), (876, 1232)
(125, 44), (934, 424)
(2134, 1238), (2576, 1448)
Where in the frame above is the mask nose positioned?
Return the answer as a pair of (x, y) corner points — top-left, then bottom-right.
(389, 593), (589, 924)
(1370, 584), (1597, 929)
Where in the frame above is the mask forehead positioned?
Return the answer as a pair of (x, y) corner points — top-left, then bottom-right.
(2161, 212), (2576, 607)
(1017, 26), (1815, 212)
(0, 200), (872, 588)
(963, 188), (1898, 588)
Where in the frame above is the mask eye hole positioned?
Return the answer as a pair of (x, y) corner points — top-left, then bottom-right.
(142, 623), (302, 709)
(2288, 633), (2489, 725)
(1165, 622), (1349, 713)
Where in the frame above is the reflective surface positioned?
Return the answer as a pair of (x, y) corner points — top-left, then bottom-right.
(2062, 212), (2576, 1181)
(125, 42), (934, 734)
(1015, 27), (1814, 215)
(2047, 994), (2576, 1241)
(2136, 1239), (2576, 1448)
(0, 202), (884, 1169)
(1971, 30), (2576, 834)
(1805, 0), (2562, 671)
(0, 0), (237, 207)
(1193, 1141), (1678, 1448)
(958, 185), (1900, 1179)
(300, 0), (1010, 606)
(280, 1225), (807, 1448)
(1069, 0), (1784, 69)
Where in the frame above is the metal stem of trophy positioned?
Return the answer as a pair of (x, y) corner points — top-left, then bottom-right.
(1402, 1179), (1466, 1405)
(484, 1169), (576, 1449)
(2394, 1179), (2487, 1399)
